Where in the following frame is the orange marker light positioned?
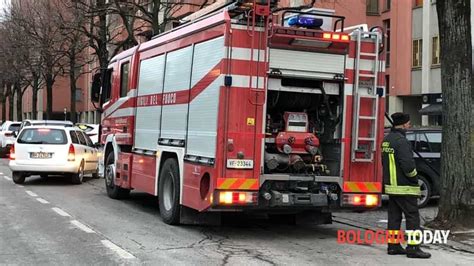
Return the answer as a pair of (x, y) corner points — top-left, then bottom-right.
(353, 195), (362, 204)
(332, 34), (340, 40)
(323, 33), (331, 39)
(366, 194), (378, 206)
(341, 34), (350, 41)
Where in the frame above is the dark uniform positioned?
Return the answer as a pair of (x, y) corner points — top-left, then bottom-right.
(382, 113), (430, 259)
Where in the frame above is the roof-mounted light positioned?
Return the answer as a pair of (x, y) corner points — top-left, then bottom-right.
(288, 16), (323, 29)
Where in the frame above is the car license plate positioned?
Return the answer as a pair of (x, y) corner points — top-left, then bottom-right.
(227, 159), (254, 169)
(30, 152), (53, 159)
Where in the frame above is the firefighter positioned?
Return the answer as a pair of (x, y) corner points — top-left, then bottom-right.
(382, 112), (431, 259)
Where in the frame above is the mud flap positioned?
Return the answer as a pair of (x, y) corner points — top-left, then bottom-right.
(179, 206), (222, 226)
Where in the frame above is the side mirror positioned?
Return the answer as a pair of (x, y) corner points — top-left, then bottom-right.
(93, 142), (102, 149)
(13, 131), (18, 138)
(91, 73), (101, 103)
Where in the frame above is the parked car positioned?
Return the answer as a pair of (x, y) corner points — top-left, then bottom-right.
(384, 127), (441, 207)
(0, 121), (21, 157)
(9, 125), (99, 184)
(16, 120), (74, 135)
(76, 123), (99, 144)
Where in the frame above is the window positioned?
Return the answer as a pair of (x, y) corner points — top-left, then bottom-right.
(120, 62), (130, 97)
(8, 123), (20, 132)
(383, 19), (391, 67)
(384, 0), (391, 10)
(70, 131), (79, 144)
(366, 0), (379, 15)
(425, 132), (441, 152)
(76, 131), (87, 146)
(432, 36), (440, 65)
(406, 133), (416, 149)
(416, 133), (431, 152)
(414, 0), (423, 7)
(412, 39), (422, 67)
(17, 129), (67, 145)
(103, 68), (113, 102)
(83, 133), (94, 147)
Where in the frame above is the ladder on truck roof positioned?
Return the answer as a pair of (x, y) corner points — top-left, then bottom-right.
(351, 30), (382, 162)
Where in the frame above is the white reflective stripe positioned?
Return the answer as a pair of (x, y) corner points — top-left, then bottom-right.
(231, 75), (265, 89)
(103, 89), (137, 117)
(346, 58), (386, 72)
(231, 24), (265, 31)
(109, 108), (135, 118)
(226, 47), (267, 62)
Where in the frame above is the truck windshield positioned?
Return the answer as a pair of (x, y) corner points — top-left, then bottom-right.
(17, 128), (67, 145)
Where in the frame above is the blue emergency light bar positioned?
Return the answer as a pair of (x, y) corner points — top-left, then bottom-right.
(288, 16), (324, 29)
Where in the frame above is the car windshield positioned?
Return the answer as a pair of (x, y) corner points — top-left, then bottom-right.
(17, 128), (67, 145)
(8, 124), (21, 132)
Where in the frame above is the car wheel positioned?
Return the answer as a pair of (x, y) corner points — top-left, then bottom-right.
(105, 152), (130, 199)
(418, 175), (431, 208)
(12, 172), (25, 184)
(71, 161), (85, 184)
(158, 158), (181, 225)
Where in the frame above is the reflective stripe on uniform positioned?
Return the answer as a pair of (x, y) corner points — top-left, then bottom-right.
(406, 169), (418, 178)
(407, 230), (422, 246)
(384, 185), (421, 196)
(389, 153), (397, 186)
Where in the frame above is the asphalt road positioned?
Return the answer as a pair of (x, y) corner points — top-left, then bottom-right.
(0, 159), (473, 265)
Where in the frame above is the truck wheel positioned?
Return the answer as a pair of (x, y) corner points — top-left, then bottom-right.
(105, 152), (130, 199)
(417, 175), (431, 208)
(71, 161), (85, 184)
(159, 158), (181, 225)
(12, 172), (25, 184)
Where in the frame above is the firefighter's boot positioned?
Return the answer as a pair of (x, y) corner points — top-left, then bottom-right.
(406, 245), (431, 259)
(387, 244), (406, 255)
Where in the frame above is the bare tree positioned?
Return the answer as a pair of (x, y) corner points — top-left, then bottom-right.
(430, 0), (473, 229)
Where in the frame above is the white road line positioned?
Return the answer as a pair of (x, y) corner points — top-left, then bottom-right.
(3, 176), (11, 181)
(378, 219), (405, 223)
(25, 190), (38, 197)
(71, 220), (95, 234)
(101, 240), (136, 259)
(51, 207), (71, 217)
(0, 172), (4, 175)
(36, 198), (49, 204)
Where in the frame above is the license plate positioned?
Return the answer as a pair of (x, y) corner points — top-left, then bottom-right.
(227, 159), (254, 169)
(30, 152), (53, 159)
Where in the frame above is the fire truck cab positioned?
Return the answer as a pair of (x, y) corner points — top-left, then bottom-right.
(91, 0), (386, 225)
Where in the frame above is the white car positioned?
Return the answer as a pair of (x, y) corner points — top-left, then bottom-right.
(0, 121), (21, 156)
(9, 125), (99, 184)
(76, 123), (100, 144)
(16, 120), (74, 135)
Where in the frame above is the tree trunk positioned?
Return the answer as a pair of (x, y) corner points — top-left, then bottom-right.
(69, 55), (77, 123)
(434, 0), (473, 228)
(0, 80), (5, 122)
(45, 72), (53, 120)
(32, 73), (39, 120)
(7, 83), (14, 121)
(14, 82), (22, 121)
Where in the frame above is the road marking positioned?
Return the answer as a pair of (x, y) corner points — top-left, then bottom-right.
(36, 198), (49, 204)
(101, 240), (136, 259)
(71, 220), (95, 234)
(0, 172), (4, 175)
(3, 176), (11, 181)
(378, 219), (405, 223)
(17, 185), (24, 187)
(25, 190), (38, 197)
(52, 207), (71, 217)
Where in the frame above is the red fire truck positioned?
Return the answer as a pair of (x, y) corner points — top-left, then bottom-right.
(91, 0), (386, 225)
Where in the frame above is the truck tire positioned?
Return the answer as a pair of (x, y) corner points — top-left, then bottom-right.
(159, 158), (181, 225)
(12, 172), (25, 184)
(71, 161), (85, 184)
(105, 152), (130, 199)
(417, 175), (431, 208)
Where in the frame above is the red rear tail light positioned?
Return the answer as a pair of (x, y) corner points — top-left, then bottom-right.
(68, 144), (75, 161)
(218, 191), (258, 205)
(343, 194), (379, 207)
(9, 144), (15, 160)
(4, 132), (13, 137)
